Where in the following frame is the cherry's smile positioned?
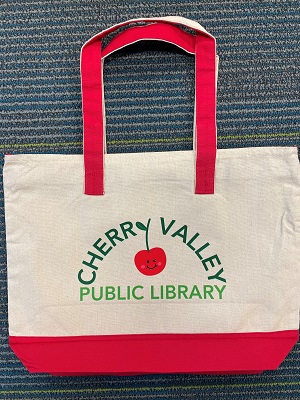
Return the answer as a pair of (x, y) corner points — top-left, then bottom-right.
(146, 264), (157, 270)
(146, 259), (157, 269)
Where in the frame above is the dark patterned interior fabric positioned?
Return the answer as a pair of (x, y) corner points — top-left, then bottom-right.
(0, 1), (299, 399)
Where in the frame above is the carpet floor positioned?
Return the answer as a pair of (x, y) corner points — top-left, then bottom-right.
(0, 0), (299, 399)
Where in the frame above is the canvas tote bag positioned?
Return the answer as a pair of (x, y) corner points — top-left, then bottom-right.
(3, 16), (300, 375)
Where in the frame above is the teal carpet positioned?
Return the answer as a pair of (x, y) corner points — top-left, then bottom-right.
(1, 0), (299, 398)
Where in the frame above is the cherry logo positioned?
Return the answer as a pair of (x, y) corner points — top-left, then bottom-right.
(134, 219), (166, 276)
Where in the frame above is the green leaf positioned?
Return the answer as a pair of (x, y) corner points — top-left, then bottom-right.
(136, 222), (147, 231)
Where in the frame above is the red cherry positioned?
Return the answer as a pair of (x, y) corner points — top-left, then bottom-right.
(134, 247), (166, 276)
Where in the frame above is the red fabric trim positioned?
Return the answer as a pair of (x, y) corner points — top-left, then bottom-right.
(81, 40), (104, 195)
(9, 330), (298, 375)
(81, 18), (217, 195)
(101, 23), (196, 58)
(195, 34), (217, 194)
(49, 370), (264, 376)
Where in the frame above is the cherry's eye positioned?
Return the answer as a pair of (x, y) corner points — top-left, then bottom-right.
(153, 259), (156, 262)
(146, 260), (149, 263)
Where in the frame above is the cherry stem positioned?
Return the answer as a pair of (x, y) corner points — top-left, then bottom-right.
(146, 218), (151, 252)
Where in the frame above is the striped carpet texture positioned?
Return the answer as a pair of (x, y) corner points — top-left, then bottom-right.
(1, 0), (299, 399)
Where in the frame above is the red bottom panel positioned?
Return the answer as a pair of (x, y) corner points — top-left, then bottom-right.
(9, 330), (298, 375)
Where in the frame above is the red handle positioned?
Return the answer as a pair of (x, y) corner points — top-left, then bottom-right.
(101, 22), (196, 58)
(81, 17), (217, 195)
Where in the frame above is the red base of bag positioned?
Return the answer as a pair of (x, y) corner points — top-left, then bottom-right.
(10, 330), (298, 375)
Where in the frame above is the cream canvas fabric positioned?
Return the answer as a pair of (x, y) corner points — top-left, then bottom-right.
(4, 147), (300, 337)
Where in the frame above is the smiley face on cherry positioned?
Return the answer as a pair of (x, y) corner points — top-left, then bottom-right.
(134, 220), (167, 276)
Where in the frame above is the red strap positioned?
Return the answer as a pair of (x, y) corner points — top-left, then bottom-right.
(195, 34), (217, 194)
(102, 23), (196, 58)
(81, 40), (104, 195)
(81, 18), (217, 195)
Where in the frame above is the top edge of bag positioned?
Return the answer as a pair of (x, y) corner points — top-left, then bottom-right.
(3, 147), (299, 163)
